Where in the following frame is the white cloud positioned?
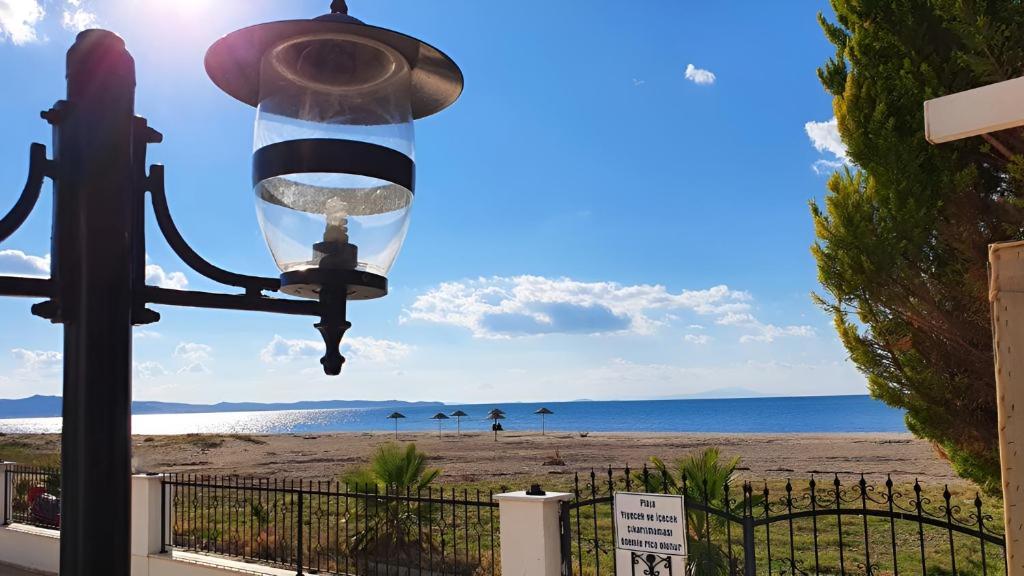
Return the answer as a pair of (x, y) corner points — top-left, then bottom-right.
(632, 78), (646, 87)
(0, 249), (186, 289)
(133, 330), (161, 340)
(146, 263), (188, 290)
(684, 334), (711, 345)
(134, 361), (167, 379)
(805, 117), (850, 174)
(0, 250), (50, 277)
(403, 276), (752, 338)
(61, 0), (96, 33)
(715, 312), (815, 343)
(566, 357), (862, 399)
(178, 362), (209, 375)
(174, 342), (211, 363)
(0, 0), (44, 45)
(260, 334), (412, 365)
(174, 342), (211, 374)
(343, 337), (413, 363)
(11, 348), (61, 372)
(684, 64), (716, 85)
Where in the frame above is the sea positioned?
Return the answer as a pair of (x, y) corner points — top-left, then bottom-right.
(0, 395), (907, 435)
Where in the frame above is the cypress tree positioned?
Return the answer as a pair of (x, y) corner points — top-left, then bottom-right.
(812, 0), (1024, 492)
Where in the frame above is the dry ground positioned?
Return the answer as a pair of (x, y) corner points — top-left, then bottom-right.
(1, 430), (962, 488)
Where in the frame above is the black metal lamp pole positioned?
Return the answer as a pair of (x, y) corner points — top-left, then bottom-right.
(55, 31), (136, 575)
(0, 4), (462, 574)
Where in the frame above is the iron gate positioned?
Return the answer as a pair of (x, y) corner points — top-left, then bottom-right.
(560, 466), (1006, 576)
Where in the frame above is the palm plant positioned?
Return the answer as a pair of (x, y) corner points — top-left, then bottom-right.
(643, 448), (740, 576)
(341, 443), (442, 564)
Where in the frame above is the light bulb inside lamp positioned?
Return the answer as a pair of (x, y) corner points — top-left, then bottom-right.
(315, 197), (358, 270)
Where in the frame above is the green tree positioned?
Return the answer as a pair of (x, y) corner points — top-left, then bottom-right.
(645, 449), (741, 576)
(341, 443), (442, 562)
(812, 0), (1024, 492)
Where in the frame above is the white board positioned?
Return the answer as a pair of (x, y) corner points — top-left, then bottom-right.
(924, 75), (1024, 143)
(613, 492), (687, 574)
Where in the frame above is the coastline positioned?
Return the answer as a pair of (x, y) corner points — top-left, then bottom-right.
(2, 430), (961, 487)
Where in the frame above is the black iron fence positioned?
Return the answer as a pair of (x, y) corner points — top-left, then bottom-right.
(161, 474), (499, 575)
(3, 465), (61, 530)
(561, 466), (1007, 576)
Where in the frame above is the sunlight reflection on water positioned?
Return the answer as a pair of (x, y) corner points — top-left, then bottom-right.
(0, 409), (368, 435)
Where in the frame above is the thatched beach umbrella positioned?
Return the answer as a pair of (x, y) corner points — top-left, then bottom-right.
(534, 407), (554, 435)
(430, 412), (450, 436)
(450, 410), (468, 435)
(487, 409), (506, 442)
(387, 412), (406, 439)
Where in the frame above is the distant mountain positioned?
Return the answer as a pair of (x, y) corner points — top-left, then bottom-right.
(0, 395), (443, 419)
(657, 387), (770, 400)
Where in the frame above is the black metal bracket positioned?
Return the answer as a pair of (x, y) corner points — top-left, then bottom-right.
(631, 552), (674, 576)
(145, 164), (280, 297)
(0, 143), (54, 244)
(0, 135), (354, 374)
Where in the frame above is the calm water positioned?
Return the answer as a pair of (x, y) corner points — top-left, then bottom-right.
(0, 395), (907, 435)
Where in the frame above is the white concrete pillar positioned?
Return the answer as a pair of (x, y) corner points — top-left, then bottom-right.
(494, 489), (573, 576)
(0, 462), (14, 525)
(991, 241), (1024, 576)
(131, 473), (168, 576)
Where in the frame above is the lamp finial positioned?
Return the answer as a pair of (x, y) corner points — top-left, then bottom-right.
(331, 0), (348, 14)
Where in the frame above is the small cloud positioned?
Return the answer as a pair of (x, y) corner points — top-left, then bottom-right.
(0, 0), (45, 45)
(260, 334), (411, 364)
(134, 330), (161, 340)
(0, 250), (50, 277)
(632, 78), (646, 87)
(178, 362), (209, 374)
(11, 348), (61, 372)
(146, 263), (188, 290)
(684, 64), (716, 85)
(716, 312), (815, 343)
(61, 0), (96, 32)
(134, 361), (167, 379)
(174, 342), (211, 363)
(805, 117), (850, 174)
(684, 334), (711, 345)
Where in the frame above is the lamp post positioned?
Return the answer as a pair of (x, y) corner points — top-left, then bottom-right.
(0, 2), (462, 574)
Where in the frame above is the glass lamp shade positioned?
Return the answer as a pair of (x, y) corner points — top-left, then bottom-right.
(252, 31), (416, 285)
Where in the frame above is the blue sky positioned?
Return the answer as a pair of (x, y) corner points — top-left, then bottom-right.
(0, 0), (862, 404)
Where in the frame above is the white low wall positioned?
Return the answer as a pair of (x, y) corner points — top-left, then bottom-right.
(0, 472), (301, 576)
(0, 524), (60, 575)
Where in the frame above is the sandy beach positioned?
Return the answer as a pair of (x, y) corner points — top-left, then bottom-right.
(3, 431), (962, 488)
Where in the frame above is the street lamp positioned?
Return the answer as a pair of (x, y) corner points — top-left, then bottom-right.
(0, 2), (462, 574)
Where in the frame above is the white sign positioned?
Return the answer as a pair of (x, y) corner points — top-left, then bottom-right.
(613, 492), (687, 557)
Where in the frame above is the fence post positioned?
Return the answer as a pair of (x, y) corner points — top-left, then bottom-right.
(991, 241), (1024, 576)
(296, 482), (304, 576)
(0, 462), (13, 525)
(742, 483), (756, 576)
(130, 473), (166, 576)
(495, 488), (574, 576)
(559, 500), (572, 576)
